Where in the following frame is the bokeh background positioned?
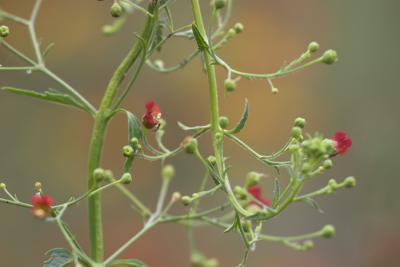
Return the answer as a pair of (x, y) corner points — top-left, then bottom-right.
(1, 0), (399, 266)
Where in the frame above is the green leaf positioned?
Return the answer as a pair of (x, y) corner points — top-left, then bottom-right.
(110, 259), (147, 267)
(126, 111), (143, 141)
(272, 178), (281, 207)
(191, 24), (209, 51)
(230, 98), (249, 134)
(43, 248), (73, 267)
(302, 197), (324, 213)
(2, 87), (93, 114)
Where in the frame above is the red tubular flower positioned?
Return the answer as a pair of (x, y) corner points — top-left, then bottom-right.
(332, 131), (352, 156)
(142, 101), (162, 130)
(247, 186), (270, 207)
(31, 194), (53, 220)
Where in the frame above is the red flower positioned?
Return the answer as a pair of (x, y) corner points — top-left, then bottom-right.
(332, 131), (352, 156)
(247, 186), (270, 207)
(142, 101), (162, 130)
(31, 194), (53, 220)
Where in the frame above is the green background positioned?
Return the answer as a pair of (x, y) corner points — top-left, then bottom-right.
(0, 0), (399, 266)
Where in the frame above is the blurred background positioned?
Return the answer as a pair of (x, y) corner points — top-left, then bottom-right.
(0, 0), (399, 266)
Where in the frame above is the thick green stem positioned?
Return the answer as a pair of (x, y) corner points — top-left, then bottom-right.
(87, 4), (158, 261)
(191, 0), (252, 217)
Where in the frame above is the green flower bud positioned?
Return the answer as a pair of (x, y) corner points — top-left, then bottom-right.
(291, 126), (302, 139)
(234, 186), (247, 200)
(181, 136), (198, 154)
(0, 25), (10, 38)
(323, 159), (333, 169)
(303, 240), (314, 251)
(192, 192), (200, 199)
(271, 87), (279, 95)
(122, 145), (134, 157)
(171, 192), (181, 202)
(162, 164), (175, 180)
(227, 28), (236, 38)
(204, 258), (219, 267)
(321, 225), (336, 238)
(308, 41), (320, 53)
(218, 116), (229, 129)
(93, 168), (106, 182)
(224, 78), (236, 92)
(110, 2), (124, 17)
(245, 172), (262, 188)
(181, 196), (192, 206)
(234, 23), (244, 34)
(288, 144), (299, 153)
(0, 183), (6, 189)
(294, 117), (306, 128)
(154, 59), (164, 69)
(213, 0), (227, 10)
(321, 49), (338, 64)
(120, 173), (133, 184)
(328, 179), (337, 192)
(215, 132), (223, 143)
(207, 155), (217, 166)
(344, 176), (356, 188)
(130, 137), (139, 147)
(104, 169), (114, 181)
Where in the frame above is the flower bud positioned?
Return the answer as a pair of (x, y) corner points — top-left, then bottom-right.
(308, 41), (319, 53)
(154, 59), (164, 69)
(323, 159), (333, 169)
(93, 168), (106, 182)
(303, 240), (314, 251)
(321, 224), (336, 238)
(110, 2), (124, 17)
(291, 126), (302, 139)
(294, 117), (306, 128)
(181, 136), (198, 154)
(104, 169), (114, 181)
(224, 79), (236, 92)
(234, 186), (247, 199)
(245, 172), (262, 188)
(130, 137), (139, 147)
(120, 173), (133, 184)
(227, 28), (236, 38)
(207, 155), (217, 166)
(321, 49), (338, 65)
(34, 182), (42, 193)
(234, 23), (244, 34)
(218, 116), (229, 129)
(271, 87), (279, 94)
(122, 145), (134, 157)
(162, 164), (175, 181)
(171, 192), (181, 202)
(215, 132), (223, 143)
(0, 25), (10, 38)
(181, 196), (192, 206)
(0, 183), (6, 189)
(205, 259), (219, 267)
(344, 176), (356, 188)
(213, 0), (227, 10)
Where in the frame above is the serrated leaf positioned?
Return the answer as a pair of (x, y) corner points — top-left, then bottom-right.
(110, 259), (147, 267)
(126, 111), (143, 141)
(272, 178), (281, 207)
(177, 121), (210, 131)
(191, 24), (209, 51)
(302, 197), (324, 213)
(43, 248), (72, 267)
(2, 87), (93, 114)
(230, 98), (249, 134)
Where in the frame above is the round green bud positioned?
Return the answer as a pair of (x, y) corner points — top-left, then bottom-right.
(102, 25), (114, 36)
(104, 169), (114, 181)
(308, 41), (320, 53)
(120, 173), (133, 184)
(234, 23), (244, 34)
(294, 117), (306, 128)
(110, 2), (124, 17)
(302, 162), (312, 174)
(321, 224), (336, 238)
(227, 28), (236, 38)
(234, 186), (247, 199)
(181, 136), (198, 154)
(321, 49), (338, 64)
(323, 159), (333, 169)
(344, 176), (356, 188)
(224, 79), (237, 92)
(207, 155), (217, 166)
(181, 196), (192, 206)
(215, 132), (224, 143)
(288, 144), (299, 153)
(162, 164), (175, 180)
(122, 145), (134, 157)
(303, 240), (314, 251)
(93, 168), (106, 182)
(245, 172), (262, 188)
(204, 258), (219, 267)
(271, 87), (279, 95)
(218, 116), (230, 129)
(291, 126), (302, 139)
(171, 192), (181, 202)
(130, 137), (139, 146)
(213, 0), (227, 10)
(154, 59), (164, 69)
(0, 25), (10, 38)
(0, 183), (6, 189)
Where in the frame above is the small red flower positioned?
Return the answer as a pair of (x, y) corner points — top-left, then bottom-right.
(332, 131), (352, 156)
(247, 186), (270, 207)
(142, 101), (162, 130)
(31, 194), (53, 220)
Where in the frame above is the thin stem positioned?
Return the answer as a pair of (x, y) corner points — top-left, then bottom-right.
(29, 0), (44, 66)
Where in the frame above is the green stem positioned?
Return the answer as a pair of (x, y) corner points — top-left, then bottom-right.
(86, 3), (158, 261)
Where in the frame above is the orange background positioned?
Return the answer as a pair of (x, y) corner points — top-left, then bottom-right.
(0, 0), (399, 266)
